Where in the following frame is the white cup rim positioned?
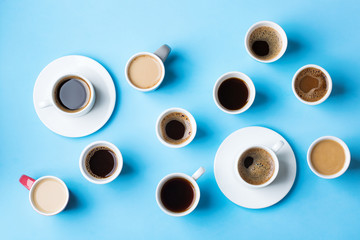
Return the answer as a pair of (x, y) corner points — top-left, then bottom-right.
(292, 64), (333, 105)
(234, 145), (279, 188)
(155, 173), (200, 217)
(79, 141), (123, 184)
(125, 52), (165, 92)
(307, 136), (351, 179)
(244, 20), (288, 63)
(29, 176), (69, 216)
(213, 71), (256, 114)
(156, 107), (197, 148)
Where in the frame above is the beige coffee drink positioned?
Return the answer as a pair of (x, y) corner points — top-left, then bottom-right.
(128, 55), (163, 89)
(31, 178), (68, 214)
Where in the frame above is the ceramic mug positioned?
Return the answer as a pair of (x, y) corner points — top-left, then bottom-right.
(19, 175), (69, 216)
(38, 73), (96, 117)
(125, 44), (171, 92)
(156, 167), (205, 217)
(235, 141), (283, 188)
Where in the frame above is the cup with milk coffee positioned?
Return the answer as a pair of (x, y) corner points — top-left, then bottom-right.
(19, 175), (69, 216)
(125, 45), (171, 92)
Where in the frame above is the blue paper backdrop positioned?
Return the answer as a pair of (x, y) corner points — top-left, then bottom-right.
(1, 0), (359, 239)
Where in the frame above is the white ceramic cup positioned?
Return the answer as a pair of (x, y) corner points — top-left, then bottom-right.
(19, 175), (69, 216)
(213, 71), (256, 114)
(156, 107), (197, 148)
(79, 141), (123, 184)
(292, 64), (333, 105)
(38, 74), (96, 117)
(156, 167), (205, 217)
(245, 21), (288, 63)
(307, 136), (351, 179)
(235, 141), (284, 188)
(125, 44), (171, 92)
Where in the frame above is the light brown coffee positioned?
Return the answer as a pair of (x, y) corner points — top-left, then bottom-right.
(160, 112), (192, 145)
(294, 67), (328, 102)
(238, 147), (275, 185)
(249, 26), (282, 60)
(128, 55), (162, 89)
(32, 178), (67, 214)
(311, 140), (345, 175)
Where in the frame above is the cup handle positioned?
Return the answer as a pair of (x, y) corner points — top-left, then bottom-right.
(271, 140), (284, 153)
(19, 175), (36, 190)
(38, 99), (52, 109)
(154, 44), (171, 62)
(191, 167), (205, 181)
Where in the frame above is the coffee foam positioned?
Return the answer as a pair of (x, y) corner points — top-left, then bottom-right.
(160, 112), (192, 144)
(295, 67), (327, 102)
(238, 147), (275, 185)
(249, 26), (282, 60)
(85, 146), (117, 179)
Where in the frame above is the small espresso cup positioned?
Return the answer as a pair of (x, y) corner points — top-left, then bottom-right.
(307, 136), (350, 179)
(125, 44), (171, 92)
(213, 71), (256, 114)
(38, 74), (96, 117)
(79, 141), (123, 184)
(19, 175), (69, 216)
(156, 167), (205, 217)
(156, 107), (197, 148)
(245, 21), (287, 63)
(292, 64), (332, 105)
(235, 141), (283, 188)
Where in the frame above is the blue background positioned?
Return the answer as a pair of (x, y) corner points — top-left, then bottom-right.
(1, 0), (359, 239)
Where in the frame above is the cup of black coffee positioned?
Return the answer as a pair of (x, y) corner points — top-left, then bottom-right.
(235, 141), (283, 188)
(213, 71), (256, 114)
(245, 21), (287, 63)
(79, 141), (123, 184)
(156, 108), (197, 148)
(38, 74), (95, 117)
(156, 167), (205, 217)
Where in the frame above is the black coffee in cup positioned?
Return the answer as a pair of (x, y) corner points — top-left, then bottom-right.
(249, 26), (282, 61)
(160, 112), (192, 144)
(160, 177), (195, 213)
(85, 146), (117, 179)
(217, 78), (249, 110)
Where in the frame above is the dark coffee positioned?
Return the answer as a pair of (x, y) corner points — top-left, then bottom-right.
(160, 177), (195, 213)
(238, 147), (275, 185)
(249, 26), (282, 60)
(217, 78), (249, 110)
(294, 67), (328, 102)
(160, 112), (192, 144)
(55, 76), (90, 112)
(86, 146), (117, 179)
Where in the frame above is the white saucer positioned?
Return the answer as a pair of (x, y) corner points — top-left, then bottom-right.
(214, 126), (297, 209)
(33, 55), (116, 137)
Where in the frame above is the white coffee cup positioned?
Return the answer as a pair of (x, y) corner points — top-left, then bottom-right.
(156, 107), (197, 148)
(213, 71), (256, 114)
(19, 175), (69, 216)
(292, 64), (332, 105)
(79, 141), (123, 184)
(156, 167), (205, 217)
(38, 73), (96, 117)
(307, 136), (351, 179)
(245, 21), (288, 63)
(235, 141), (283, 188)
(125, 44), (171, 92)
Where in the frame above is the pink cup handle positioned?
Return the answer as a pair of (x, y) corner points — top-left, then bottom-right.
(19, 175), (36, 190)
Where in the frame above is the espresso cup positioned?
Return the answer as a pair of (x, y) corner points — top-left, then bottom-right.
(213, 71), (256, 114)
(245, 21), (287, 63)
(235, 141), (283, 188)
(156, 107), (197, 148)
(79, 141), (123, 184)
(307, 136), (351, 179)
(38, 74), (95, 117)
(125, 44), (171, 92)
(156, 167), (205, 217)
(19, 175), (69, 216)
(292, 64), (332, 105)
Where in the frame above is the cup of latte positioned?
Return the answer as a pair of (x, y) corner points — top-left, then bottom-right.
(235, 141), (284, 188)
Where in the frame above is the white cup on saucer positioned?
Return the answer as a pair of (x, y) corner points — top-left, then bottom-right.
(38, 73), (95, 117)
